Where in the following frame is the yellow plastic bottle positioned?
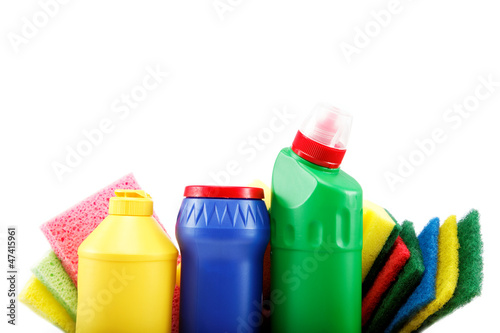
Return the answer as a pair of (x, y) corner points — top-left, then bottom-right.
(76, 190), (178, 333)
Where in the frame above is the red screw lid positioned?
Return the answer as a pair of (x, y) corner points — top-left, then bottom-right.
(291, 104), (352, 169)
(292, 130), (346, 168)
(184, 186), (265, 199)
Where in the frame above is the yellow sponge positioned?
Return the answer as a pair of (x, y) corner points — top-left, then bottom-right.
(400, 215), (459, 333)
(248, 179), (271, 209)
(19, 276), (76, 333)
(362, 200), (396, 281)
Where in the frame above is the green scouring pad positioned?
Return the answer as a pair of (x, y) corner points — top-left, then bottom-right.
(416, 209), (483, 331)
(364, 221), (425, 333)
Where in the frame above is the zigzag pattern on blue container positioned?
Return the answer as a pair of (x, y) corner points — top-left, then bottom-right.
(178, 199), (269, 229)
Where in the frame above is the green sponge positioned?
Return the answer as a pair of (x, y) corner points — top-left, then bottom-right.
(32, 251), (78, 321)
(362, 209), (402, 296)
(416, 209), (483, 331)
(364, 221), (425, 333)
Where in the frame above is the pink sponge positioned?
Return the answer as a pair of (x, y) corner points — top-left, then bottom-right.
(40, 173), (165, 285)
(172, 285), (181, 333)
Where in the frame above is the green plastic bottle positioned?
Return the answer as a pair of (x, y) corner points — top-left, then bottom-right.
(270, 104), (363, 333)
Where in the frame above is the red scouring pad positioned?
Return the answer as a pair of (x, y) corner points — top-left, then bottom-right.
(362, 236), (411, 326)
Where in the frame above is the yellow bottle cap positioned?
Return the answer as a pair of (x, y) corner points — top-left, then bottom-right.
(108, 190), (153, 216)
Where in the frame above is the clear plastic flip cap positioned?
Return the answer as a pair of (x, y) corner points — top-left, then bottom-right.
(299, 104), (352, 150)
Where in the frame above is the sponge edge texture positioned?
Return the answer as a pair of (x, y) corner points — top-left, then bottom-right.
(31, 251), (77, 321)
(364, 221), (425, 333)
(385, 218), (439, 333)
(417, 210), (483, 332)
(362, 236), (410, 326)
(19, 276), (76, 333)
(40, 173), (164, 285)
(362, 201), (396, 281)
(400, 215), (459, 332)
(171, 285), (181, 333)
(363, 213), (401, 296)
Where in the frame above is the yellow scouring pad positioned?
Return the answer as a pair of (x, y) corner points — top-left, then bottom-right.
(399, 215), (459, 333)
(19, 275), (76, 333)
(362, 200), (396, 281)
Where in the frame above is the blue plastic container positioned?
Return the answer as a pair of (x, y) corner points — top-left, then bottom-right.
(176, 186), (270, 333)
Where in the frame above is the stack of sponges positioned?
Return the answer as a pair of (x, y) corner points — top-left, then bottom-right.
(31, 251), (78, 321)
(363, 219), (403, 295)
(19, 250), (77, 333)
(363, 210), (483, 333)
(364, 221), (425, 332)
(362, 236), (411, 326)
(398, 215), (459, 332)
(19, 251), (78, 332)
(19, 276), (76, 333)
(385, 218), (441, 332)
(20, 174), (181, 333)
(416, 210), (483, 331)
(362, 201), (401, 284)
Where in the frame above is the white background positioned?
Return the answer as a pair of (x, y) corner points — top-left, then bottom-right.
(1, 0), (499, 332)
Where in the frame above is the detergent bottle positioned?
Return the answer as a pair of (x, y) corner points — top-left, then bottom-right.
(176, 186), (270, 333)
(76, 190), (178, 333)
(270, 104), (363, 333)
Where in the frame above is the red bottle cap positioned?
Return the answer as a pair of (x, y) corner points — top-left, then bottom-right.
(291, 104), (352, 169)
(292, 131), (347, 168)
(184, 186), (265, 199)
